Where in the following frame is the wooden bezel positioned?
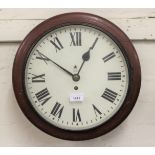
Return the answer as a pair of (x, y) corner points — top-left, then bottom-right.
(12, 12), (141, 141)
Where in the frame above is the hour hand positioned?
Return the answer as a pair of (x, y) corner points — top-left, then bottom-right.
(82, 37), (98, 62)
(36, 51), (74, 77)
(77, 38), (98, 74)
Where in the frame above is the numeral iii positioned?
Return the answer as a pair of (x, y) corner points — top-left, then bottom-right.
(32, 74), (45, 82)
(108, 72), (121, 80)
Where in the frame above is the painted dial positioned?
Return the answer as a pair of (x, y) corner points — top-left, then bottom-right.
(25, 25), (129, 131)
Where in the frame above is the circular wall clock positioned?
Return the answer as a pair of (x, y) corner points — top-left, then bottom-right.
(12, 12), (141, 140)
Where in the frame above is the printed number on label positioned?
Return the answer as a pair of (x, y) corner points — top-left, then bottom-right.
(70, 93), (84, 102)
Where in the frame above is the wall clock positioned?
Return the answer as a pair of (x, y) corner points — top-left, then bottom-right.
(12, 12), (141, 140)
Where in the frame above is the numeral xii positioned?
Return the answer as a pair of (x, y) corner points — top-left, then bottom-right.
(70, 32), (81, 46)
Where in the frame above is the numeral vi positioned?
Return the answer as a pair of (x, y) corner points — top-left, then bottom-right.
(73, 108), (81, 122)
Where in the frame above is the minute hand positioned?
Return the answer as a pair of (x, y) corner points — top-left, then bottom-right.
(77, 38), (98, 74)
(36, 51), (73, 77)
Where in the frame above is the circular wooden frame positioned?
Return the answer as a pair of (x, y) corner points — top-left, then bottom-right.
(12, 12), (141, 141)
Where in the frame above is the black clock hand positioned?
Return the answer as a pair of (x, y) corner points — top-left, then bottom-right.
(36, 51), (74, 77)
(77, 38), (98, 74)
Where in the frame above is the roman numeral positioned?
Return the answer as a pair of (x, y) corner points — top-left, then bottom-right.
(35, 88), (51, 105)
(70, 32), (82, 46)
(32, 74), (45, 82)
(50, 37), (63, 52)
(73, 108), (81, 122)
(102, 52), (116, 62)
(92, 104), (102, 117)
(101, 88), (117, 103)
(51, 102), (64, 118)
(108, 72), (121, 80)
(36, 51), (50, 64)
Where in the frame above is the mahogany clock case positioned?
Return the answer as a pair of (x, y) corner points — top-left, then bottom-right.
(12, 12), (141, 140)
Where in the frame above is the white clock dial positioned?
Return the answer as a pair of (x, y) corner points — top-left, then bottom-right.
(25, 25), (129, 131)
